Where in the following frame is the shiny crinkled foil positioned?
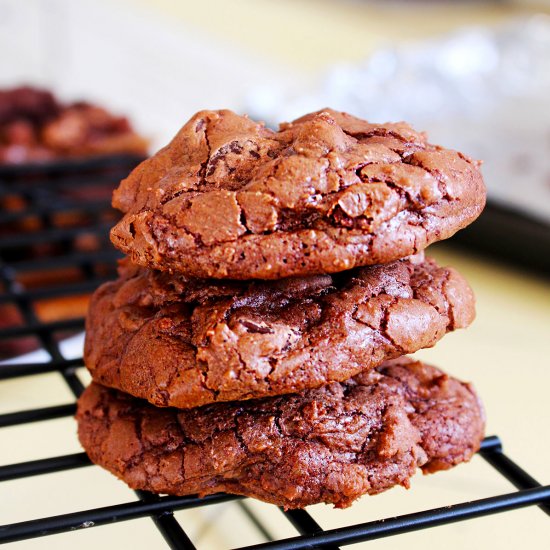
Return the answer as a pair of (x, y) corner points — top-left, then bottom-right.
(248, 16), (550, 223)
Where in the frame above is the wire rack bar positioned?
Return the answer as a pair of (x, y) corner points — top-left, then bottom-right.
(0, 493), (242, 544)
(0, 178), (127, 198)
(136, 491), (198, 550)
(279, 510), (324, 536)
(236, 502), (275, 542)
(0, 453), (91, 482)
(0, 154), (144, 176)
(0, 358), (82, 379)
(480, 442), (550, 516)
(0, 318), (84, 338)
(0, 403), (76, 427)
(0, 200), (111, 223)
(233, 485), (550, 550)
(150, 513), (197, 550)
(0, 278), (112, 303)
(0, 319), (84, 338)
(0, 204), (110, 225)
(280, 509), (340, 550)
(4, 249), (120, 273)
(0, 223), (114, 249)
(61, 368), (85, 396)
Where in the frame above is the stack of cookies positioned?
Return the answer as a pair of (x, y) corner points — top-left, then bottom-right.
(77, 109), (486, 509)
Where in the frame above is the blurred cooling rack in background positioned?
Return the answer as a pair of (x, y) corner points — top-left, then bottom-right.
(0, 154), (143, 362)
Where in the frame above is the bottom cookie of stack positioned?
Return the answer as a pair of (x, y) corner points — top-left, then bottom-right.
(76, 357), (484, 509)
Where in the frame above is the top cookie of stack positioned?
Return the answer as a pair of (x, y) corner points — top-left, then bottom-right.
(110, 109), (485, 280)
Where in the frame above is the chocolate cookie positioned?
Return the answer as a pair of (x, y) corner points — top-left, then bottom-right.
(110, 109), (485, 279)
(84, 254), (475, 409)
(0, 86), (148, 163)
(76, 357), (485, 509)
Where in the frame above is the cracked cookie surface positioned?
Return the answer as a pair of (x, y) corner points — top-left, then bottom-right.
(84, 254), (475, 409)
(110, 108), (485, 279)
(76, 357), (485, 509)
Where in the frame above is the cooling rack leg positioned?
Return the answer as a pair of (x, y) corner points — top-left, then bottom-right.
(479, 437), (550, 516)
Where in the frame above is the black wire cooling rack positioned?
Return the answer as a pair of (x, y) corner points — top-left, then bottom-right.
(0, 156), (549, 549)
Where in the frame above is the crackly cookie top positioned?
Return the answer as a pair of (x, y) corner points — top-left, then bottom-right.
(84, 254), (475, 409)
(77, 357), (485, 509)
(110, 108), (485, 279)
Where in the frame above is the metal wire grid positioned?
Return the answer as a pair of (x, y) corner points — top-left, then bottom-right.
(0, 157), (548, 549)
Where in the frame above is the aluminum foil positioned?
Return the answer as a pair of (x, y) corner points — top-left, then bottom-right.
(248, 16), (550, 223)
